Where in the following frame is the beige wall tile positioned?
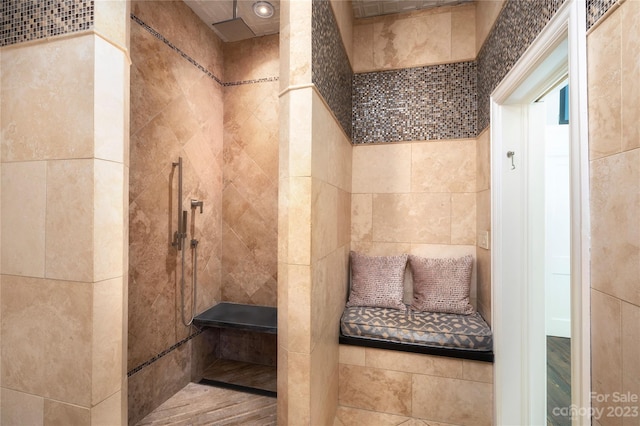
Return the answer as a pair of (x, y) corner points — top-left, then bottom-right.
(339, 364), (412, 416)
(43, 399), (90, 426)
(287, 89), (313, 178)
(335, 406), (411, 426)
(451, 5), (476, 61)
(329, 0), (354, 66)
(94, 160), (125, 282)
(587, 11), (622, 160)
(373, 10), (451, 69)
(411, 140), (476, 193)
(621, 0), (640, 152)
(287, 264), (311, 353)
(310, 330), (340, 425)
(412, 375), (492, 425)
(92, 278), (123, 406)
(373, 193), (451, 243)
(91, 391), (123, 426)
(475, 0), (505, 54)
(281, 0), (312, 88)
(339, 345), (366, 366)
(0, 35), (94, 162)
(45, 160), (93, 282)
(288, 177), (312, 265)
(277, 347), (289, 424)
(451, 193), (476, 245)
(1, 276), (92, 406)
(351, 194), (373, 242)
(476, 189), (491, 235)
(590, 150), (640, 306)
(223, 35), (279, 83)
(462, 360), (493, 383)
(352, 144), (411, 194)
(1, 161), (46, 277)
(1, 388), (44, 426)
(352, 21), (374, 73)
(94, 38), (127, 163)
(365, 348), (463, 379)
(94, 0), (129, 50)
(351, 242), (412, 257)
(476, 246), (492, 325)
(591, 289), (623, 423)
(622, 302), (640, 418)
(476, 128), (490, 191)
(287, 351), (311, 424)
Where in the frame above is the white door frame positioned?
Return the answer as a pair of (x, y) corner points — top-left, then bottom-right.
(491, 0), (591, 424)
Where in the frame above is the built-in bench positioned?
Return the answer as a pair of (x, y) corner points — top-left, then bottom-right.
(339, 306), (494, 362)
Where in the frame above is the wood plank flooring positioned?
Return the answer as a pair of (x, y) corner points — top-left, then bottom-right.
(201, 359), (277, 394)
(547, 336), (571, 426)
(136, 383), (276, 426)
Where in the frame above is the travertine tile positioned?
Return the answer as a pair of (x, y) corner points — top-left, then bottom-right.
(91, 390), (123, 426)
(351, 194), (373, 242)
(287, 177), (312, 265)
(591, 289), (622, 425)
(476, 128), (490, 191)
(451, 193), (476, 245)
(312, 180), (339, 261)
(590, 150), (640, 306)
(287, 264), (311, 353)
(329, 0), (354, 64)
(1, 276), (92, 406)
(587, 10), (622, 160)
(45, 159), (93, 282)
(92, 278), (123, 406)
(223, 35), (279, 83)
(352, 21), (374, 73)
(94, 0), (128, 49)
(462, 360), (493, 383)
(621, 0), (640, 151)
(451, 5), (476, 61)
(335, 405), (411, 426)
(411, 140), (476, 193)
(287, 351), (311, 424)
(1, 161), (46, 277)
(0, 35), (94, 162)
(339, 364), (412, 416)
(94, 160), (125, 282)
(352, 143), (411, 194)
(621, 302), (640, 418)
(43, 399), (90, 426)
(286, 89), (313, 177)
(475, 0), (505, 53)
(365, 348), (463, 379)
(373, 9), (451, 69)
(412, 375), (492, 425)
(339, 345), (366, 366)
(1, 388), (44, 426)
(373, 193), (451, 243)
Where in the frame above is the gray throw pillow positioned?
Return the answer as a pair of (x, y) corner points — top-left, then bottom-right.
(346, 251), (408, 310)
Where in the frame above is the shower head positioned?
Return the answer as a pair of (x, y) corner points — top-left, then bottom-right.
(212, 0), (256, 42)
(212, 17), (255, 42)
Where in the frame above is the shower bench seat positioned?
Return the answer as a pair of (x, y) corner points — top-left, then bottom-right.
(193, 302), (277, 397)
(193, 302), (277, 334)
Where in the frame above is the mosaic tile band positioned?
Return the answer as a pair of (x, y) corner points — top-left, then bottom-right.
(587, 0), (618, 29)
(353, 61), (477, 143)
(127, 329), (203, 377)
(0, 0), (94, 47)
(312, 0), (353, 139)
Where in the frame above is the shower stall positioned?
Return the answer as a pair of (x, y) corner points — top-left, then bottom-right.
(127, 1), (279, 423)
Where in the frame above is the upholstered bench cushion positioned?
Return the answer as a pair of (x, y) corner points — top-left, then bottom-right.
(340, 306), (493, 352)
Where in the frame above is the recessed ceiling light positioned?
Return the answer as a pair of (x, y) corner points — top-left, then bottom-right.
(253, 1), (274, 18)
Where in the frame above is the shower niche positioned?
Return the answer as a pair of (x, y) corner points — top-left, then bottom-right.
(194, 302), (277, 396)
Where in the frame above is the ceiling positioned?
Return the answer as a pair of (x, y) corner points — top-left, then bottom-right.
(184, 0), (471, 42)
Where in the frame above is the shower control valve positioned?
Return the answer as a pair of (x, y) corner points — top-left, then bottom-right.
(191, 199), (204, 213)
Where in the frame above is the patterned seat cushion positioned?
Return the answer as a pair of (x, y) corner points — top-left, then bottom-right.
(340, 306), (493, 351)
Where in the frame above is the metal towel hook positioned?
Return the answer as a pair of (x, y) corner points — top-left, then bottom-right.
(506, 151), (516, 170)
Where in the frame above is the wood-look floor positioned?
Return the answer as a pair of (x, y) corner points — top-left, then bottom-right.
(547, 336), (571, 426)
(202, 359), (277, 393)
(136, 383), (276, 426)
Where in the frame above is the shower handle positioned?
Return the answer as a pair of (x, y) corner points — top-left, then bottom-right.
(191, 199), (204, 214)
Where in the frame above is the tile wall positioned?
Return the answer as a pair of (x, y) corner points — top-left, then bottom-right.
(337, 346), (493, 426)
(0, 1), (129, 424)
(278, 0), (353, 423)
(587, 1), (640, 424)
(127, 1), (224, 423)
(222, 35), (279, 307)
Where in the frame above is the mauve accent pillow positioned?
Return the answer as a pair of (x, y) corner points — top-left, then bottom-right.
(409, 254), (475, 315)
(346, 252), (408, 311)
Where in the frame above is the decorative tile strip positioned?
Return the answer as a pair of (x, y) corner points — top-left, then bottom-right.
(127, 329), (203, 377)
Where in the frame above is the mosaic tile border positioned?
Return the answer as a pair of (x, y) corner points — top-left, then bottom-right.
(131, 14), (278, 87)
(353, 61), (477, 143)
(476, 0), (566, 132)
(0, 0), (94, 47)
(587, 0), (618, 29)
(312, 0), (353, 139)
(127, 329), (203, 377)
